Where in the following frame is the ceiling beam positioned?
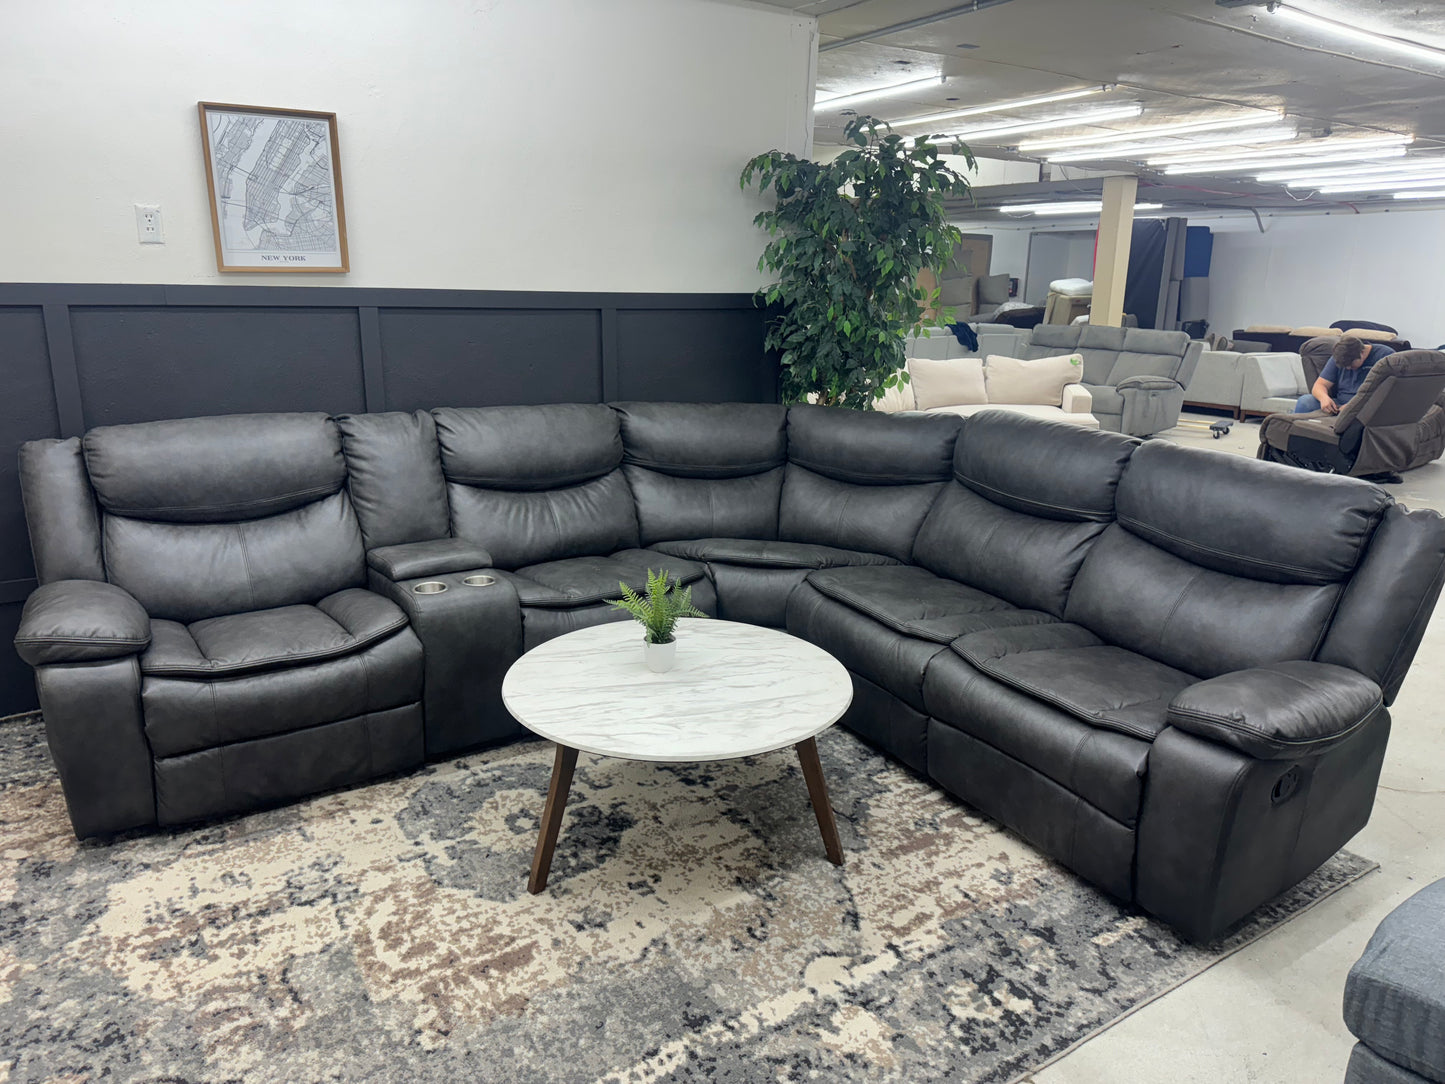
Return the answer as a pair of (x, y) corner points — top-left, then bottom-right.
(819, 0), (1019, 52)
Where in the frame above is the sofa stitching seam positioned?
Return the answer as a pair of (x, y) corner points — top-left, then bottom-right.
(1117, 513), (1353, 581)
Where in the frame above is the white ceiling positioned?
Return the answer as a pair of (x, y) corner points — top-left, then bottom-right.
(747, 0), (1445, 215)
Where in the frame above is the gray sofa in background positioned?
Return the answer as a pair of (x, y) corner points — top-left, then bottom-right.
(1344, 879), (1445, 1083)
(909, 323), (1202, 436)
(1243, 352), (1311, 418)
(14, 404), (1445, 944)
(1184, 349), (1247, 416)
(1024, 324), (1201, 436)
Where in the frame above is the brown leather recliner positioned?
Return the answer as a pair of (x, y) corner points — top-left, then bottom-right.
(1258, 350), (1445, 478)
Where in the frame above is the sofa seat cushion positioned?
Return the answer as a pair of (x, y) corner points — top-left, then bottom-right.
(143, 625), (423, 759)
(140, 589), (409, 678)
(805, 565), (1056, 644)
(952, 623), (1197, 742)
(507, 549), (707, 608)
(924, 403), (1100, 428)
(650, 537), (898, 570)
(923, 650), (1151, 826)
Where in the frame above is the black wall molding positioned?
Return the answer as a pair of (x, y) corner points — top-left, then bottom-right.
(0, 282), (777, 714)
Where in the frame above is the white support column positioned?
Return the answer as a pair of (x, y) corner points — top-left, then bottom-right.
(1091, 175), (1138, 327)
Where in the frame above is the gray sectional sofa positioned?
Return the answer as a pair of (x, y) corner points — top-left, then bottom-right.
(14, 404), (1445, 942)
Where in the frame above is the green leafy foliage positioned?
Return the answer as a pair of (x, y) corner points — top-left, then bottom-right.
(608, 569), (707, 644)
(741, 114), (975, 408)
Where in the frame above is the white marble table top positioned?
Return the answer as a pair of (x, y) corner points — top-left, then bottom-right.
(501, 619), (853, 762)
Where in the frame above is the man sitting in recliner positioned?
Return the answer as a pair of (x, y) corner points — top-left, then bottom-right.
(1294, 336), (1395, 413)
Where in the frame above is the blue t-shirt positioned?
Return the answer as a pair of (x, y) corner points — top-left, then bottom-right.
(1320, 343), (1394, 405)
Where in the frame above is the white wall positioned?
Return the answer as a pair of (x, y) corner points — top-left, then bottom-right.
(0, 0), (814, 291)
(1024, 231), (1095, 306)
(1209, 209), (1445, 348)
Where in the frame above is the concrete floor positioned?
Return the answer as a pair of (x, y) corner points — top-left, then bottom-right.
(1026, 413), (1445, 1084)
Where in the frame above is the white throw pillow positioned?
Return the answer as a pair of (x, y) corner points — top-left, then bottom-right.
(908, 356), (988, 410)
(984, 353), (1083, 407)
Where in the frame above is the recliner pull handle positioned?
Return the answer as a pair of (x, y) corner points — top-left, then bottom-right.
(1272, 767), (1301, 805)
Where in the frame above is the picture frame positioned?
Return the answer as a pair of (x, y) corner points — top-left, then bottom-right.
(197, 101), (350, 273)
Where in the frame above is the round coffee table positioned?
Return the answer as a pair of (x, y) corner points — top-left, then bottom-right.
(501, 619), (853, 893)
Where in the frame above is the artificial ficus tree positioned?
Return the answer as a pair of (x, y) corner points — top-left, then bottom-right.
(741, 115), (975, 408)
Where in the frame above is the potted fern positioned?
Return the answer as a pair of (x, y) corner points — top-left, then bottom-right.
(610, 569), (706, 672)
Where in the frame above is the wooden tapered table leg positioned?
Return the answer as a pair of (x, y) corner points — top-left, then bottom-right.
(795, 736), (844, 867)
(529, 743), (579, 894)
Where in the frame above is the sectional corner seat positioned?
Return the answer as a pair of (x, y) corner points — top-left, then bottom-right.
(14, 403), (1445, 943)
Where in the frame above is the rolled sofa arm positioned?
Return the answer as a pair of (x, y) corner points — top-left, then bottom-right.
(1168, 660), (1383, 759)
(1113, 376), (1186, 437)
(14, 580), (151, 666)
(366, 538), (493, 581)
(1061, 383), (1093, 414)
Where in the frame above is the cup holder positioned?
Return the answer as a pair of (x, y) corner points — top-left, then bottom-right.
(462, 574), (496, 587)
(412, 581), (448, 595)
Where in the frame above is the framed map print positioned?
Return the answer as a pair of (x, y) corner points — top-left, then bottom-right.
(198, 102), (350, 272)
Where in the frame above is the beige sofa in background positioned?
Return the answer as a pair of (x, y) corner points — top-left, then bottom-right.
(875, 352), (1099, 428)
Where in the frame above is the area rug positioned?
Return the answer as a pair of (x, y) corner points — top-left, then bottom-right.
(0, 712), (1374, 1084)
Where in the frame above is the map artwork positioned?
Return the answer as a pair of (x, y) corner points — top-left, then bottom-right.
(199, 104), (349, 272)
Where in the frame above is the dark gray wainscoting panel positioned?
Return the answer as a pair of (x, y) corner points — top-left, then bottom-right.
(0, 283), (774, 715)
(615, 309), (775, 402)
(71, 306), (368, 426)
(379, 308), (603, 411)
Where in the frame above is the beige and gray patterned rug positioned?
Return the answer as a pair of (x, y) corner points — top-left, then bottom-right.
(0, 712), (1373, 1084)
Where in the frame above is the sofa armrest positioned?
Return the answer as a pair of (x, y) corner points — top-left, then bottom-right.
(1061, 383), (1092, 414)
(1242, 352), (1307, 404)
(1115, 375), (1183, 393)
(1167, 660), (1382, 759)
(366, 538), (494, 581)
(14, 580), (151, 666)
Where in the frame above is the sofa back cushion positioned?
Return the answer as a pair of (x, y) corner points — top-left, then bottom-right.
(83, 413), (364, 622)
(1072, 324), (1128, 385)
(1105, 328), (1192, 385)
(780, 406), (961, 560)
(1066, 440), (1391, 676)
(337, 410), (449, 550)
(912, 412), (1138, 615)
(909, 357), (987, 410)
(614, 402), (788, 544)
(984, 353), (1082, 406)
(433, 404), (638, 568)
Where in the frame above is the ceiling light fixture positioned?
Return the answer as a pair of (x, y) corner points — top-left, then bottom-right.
(1258, 158), (1445, 183)
(1270, 4), (1445, 68)
(927, 102), (1143, 145)
(1394, 190), (1445, 200)
(1161, 147), (1408, 175)
(1148, 133), (1412, 167)
(1020, 111), (1282, 152)
(1044, 126), (1299, 163)
(891, 86), (1107, 128)
(997, 201), (1164, 215)
(815, 75), (944, 111)
(1318, 175), (1445, 194)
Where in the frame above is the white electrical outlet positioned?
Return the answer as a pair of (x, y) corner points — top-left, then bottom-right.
(134, 204), (165, 244)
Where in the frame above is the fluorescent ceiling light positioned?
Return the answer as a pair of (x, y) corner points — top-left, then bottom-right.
(1045, 126), (1298, 163)
(815, 75), (943, 111)
(1149, 133), (1412, 167)
(1259, 158), (1445, 183)
(1281, 167), (1445, 188)
(1394, 190), (1445, 200)
(891, 87), (1105, 128)
(934, 103), (1143, 144)
(1319, 175), (1445, 194)
(1020, 111), (1282, 152)
(1271, 4), (1445, 67)
(1162, 147), (1408, 175)
(998, 201), (1164, 215)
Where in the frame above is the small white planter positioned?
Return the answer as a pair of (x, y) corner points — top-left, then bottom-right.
(643, 638), (677, 673)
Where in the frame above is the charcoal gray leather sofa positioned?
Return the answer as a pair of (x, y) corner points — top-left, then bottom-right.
(15, 404), (1445, 942)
